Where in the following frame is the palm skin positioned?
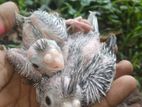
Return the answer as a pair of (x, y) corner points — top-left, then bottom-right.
(0, 50), (39, 107)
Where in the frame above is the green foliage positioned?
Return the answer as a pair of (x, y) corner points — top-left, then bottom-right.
(1, 0), (142, 84)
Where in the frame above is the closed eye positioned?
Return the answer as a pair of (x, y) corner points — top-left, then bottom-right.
(32, 63), (39, 68)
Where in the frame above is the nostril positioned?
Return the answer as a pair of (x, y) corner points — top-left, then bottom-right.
(45, 96), (51, 106)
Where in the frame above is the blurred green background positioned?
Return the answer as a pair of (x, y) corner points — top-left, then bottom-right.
(0, 0), (142, 89)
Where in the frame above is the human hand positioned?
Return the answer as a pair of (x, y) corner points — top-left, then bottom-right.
(0, 50), (136, 107)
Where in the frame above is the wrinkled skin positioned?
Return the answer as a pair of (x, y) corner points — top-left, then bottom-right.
(0, 18), (137, 107)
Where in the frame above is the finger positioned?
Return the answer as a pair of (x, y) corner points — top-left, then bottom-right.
(93, 75), (137, 107)
(0, 1), (19, 36)
(115, 60), (133, 79)
(0, 50), (14, 91)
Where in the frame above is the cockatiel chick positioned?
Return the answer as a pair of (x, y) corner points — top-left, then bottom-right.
(6, 11), (68, 81)
(35, 13), (116, 107)
(32, 12), (117, 107)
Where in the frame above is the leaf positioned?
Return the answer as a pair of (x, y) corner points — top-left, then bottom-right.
(25, 0), (33, 5)
(64, 2), (77, 15)
(69, 8), (77, 15)
(80, 0), (92, 6)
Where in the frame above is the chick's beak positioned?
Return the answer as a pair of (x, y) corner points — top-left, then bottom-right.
(44, 49), (64, 71)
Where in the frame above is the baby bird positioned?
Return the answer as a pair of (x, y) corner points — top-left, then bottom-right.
(6, 11), (68, 81)
(34, 12), (117, 107)
(35, 35), (116, 107)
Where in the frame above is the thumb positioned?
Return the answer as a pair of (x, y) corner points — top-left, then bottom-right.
(0, 50), (14, 90)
